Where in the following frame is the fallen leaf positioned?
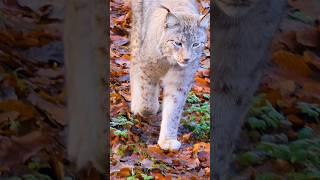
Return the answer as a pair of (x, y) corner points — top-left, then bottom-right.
(141, 158), (153, 169)
(118, 167), (131, 177)
(272, 50), (312, 77)
(287, 114), (305, 128)
(181, 132), (192, 143)
(35, 68), (63, 79)
(147, 145), (172, 164)
(27, 92), (66, 126)
(296, 27), (320, 48)
(0, 111), (20, 124)
(0, 100), (37, 121)
(0, 131), (51, 168)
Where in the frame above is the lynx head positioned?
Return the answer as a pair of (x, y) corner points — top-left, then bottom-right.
(159, 6), (209, 67)
(215, 0), (261, 17)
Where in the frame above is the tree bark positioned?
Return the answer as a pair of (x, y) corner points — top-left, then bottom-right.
(64, 0), (107, 173)
(212, 0), (286, 179)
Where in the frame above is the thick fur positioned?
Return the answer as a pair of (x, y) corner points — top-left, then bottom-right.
(212, 0), (286, 179)
(130, 0), (209, 150)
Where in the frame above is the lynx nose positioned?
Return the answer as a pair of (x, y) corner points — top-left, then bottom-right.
(183, 58), (190, 63)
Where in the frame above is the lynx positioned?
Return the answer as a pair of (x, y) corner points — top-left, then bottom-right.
(130, 0), (210, 151)
(213, 0), (286, 179)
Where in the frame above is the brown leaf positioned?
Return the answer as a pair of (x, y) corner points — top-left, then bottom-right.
(304, 51), (320, 71)
(265, 89), (282, 106)
(118, 167), (131, 177)
(272, 159), (294, 174)
(181, 132), (192, 143)
(27, 92), (66, 126)
(110, 102), (129, 117)
(0, 100), (37, 121)
(287, 114), (305, 128)
(0, 111), (20, 124)
(194, 77), (209, 87)
(185, 158), (200, 169)
(36, 68), (63, 79)
(296, 28), (320, 48)
(147, 145), (172, 164)
(276, 31), (298, 51)
(193, 142), (210, 155)
(204, 167), (210, 177)
(272, 50), (312, 77)
(0, 131), (51, 168)
(287, 130), (298, 141)
(37, 90), (65, 104)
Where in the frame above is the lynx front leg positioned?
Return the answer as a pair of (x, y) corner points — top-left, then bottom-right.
(158, 67), (195, 150)
(130, 63), (160, 116)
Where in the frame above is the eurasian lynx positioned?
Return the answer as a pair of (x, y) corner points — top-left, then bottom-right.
(213, 0), (286, 179)
(130, 0), (209, 150)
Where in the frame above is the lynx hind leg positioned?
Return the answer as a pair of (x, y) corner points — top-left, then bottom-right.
(130, 64), (160, 116)
(158, 68), (195, 151)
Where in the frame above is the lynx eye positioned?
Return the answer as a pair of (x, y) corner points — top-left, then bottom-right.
(174, 41), (182, 47)
(192, 42), (200, 48)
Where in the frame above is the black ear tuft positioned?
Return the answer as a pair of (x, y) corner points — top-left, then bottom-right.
(160, 5), (179, 28)
(198, 9), (210, 29)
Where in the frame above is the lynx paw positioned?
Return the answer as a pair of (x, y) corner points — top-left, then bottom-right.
(158, 139), (181, 151)
(132, 103), (159, 117)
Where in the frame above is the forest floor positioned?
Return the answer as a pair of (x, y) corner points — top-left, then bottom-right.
(0, 0), (69, 179)
(0, 0), (319, 179)
(232, 1), (320, 179)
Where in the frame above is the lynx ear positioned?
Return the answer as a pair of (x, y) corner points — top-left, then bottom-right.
(160, 5), (179, 28)
(199, 11), (210, 29)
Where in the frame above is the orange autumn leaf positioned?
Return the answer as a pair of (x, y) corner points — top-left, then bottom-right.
(194, 77), (209, 87)
(265, 89), (283, 106)
(272, 50), (312, 77)
(118, 167), (131, 177)
(0, 100), (37, 121)
(193, 142), (210, 155)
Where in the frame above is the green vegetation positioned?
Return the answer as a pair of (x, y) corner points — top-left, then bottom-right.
(111, 115), (136, 139)
(182, 93), (210, 140)
(297, 102), (320, 121)
(236, 94), (320, 178)
(246, 95), (287, 132)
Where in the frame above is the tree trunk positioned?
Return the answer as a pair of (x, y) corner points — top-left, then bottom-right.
(64, 0), (107, 173)
(212, 0), (286, 179)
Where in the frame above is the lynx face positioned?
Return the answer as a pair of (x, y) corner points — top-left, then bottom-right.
(160, 11), (209, 67)
(215, 0), (261, 17)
